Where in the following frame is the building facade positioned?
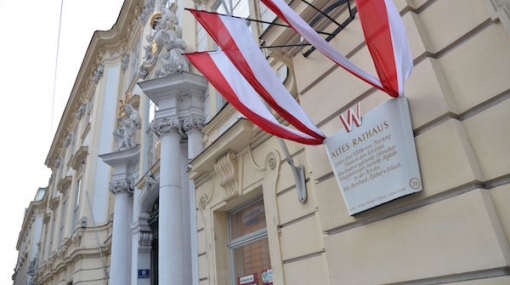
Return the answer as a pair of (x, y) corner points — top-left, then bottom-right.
(13, 188), (47, 285)
(14, 0), (510, 285)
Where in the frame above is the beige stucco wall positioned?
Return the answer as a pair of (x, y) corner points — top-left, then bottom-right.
(192, 0), (510, 284)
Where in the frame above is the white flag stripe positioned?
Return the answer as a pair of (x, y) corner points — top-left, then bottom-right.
(208, 51), (320, 142)
(385, 0), (413, 96)
(261, 0), (384, 90)
(218, 15), (325, 139)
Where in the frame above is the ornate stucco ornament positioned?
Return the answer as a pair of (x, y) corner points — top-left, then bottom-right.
(140, 0), (156, 24)
(76, 103), (86, 120)
(139, 4), (190, 79)
(63, 135), (72, 148)
(109, 178), (135, 194)
(182, 115), (205, 133)
(113, 103), (140, 150)
(151, 116), (182, 136)
(214, 150), (239, 201)
(154, 4), (190, 78)
(92, 64), (104, 84)
(121, 53), (130, 71)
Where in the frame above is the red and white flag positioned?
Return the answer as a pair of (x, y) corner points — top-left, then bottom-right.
(260, 0), (413, 97)
(185, 51), (324, 145)
(189, 9), (325, 141)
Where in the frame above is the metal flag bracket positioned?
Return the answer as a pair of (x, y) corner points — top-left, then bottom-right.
(278, 138), (307, 203)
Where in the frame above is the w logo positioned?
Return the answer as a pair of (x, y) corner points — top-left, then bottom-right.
(339, 103), (362, 133)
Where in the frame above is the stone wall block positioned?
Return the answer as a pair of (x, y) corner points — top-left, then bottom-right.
(279, 215), (323, 261)
(463, 98), (510, 180)
(324, 189), (508, 285)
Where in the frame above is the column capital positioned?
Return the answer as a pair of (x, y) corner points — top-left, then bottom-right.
(151, 116), (182, 136)
(109, 178), (134, 194)
(182, 115), (205, 133)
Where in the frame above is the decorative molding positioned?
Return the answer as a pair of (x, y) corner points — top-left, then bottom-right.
(54, 157), (61, 169)
(182, 115), (205, 133)
(104, 48), (122, 61)
(265, 151), (279, 171)
(138, 33), (158, 78)
(43, 212), (51, 224)
(121, 53), (130, 71)
(486, 0), (510, 34)
(92, 64), (104, 84)
(144, 172), (158, 191)
(214, 150), (239, 201)
(69, 146), (88, 171)
(71, 227), (84, 247)
(114, 103), (140, 151)
(57, 243), (67, 259)
(63, 135), (71, 148)
(140, 0), (156, 24)
(139, 231), (153, 247)
(154, 4), (190, 78)
(49, 196), (60, 211)
(57, 176), (72, 194)
(151, 116), (182, 136)
(76, 103), (86, 120)
(109, 178), (135, 194)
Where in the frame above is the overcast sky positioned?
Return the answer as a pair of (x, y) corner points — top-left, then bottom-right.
(0, 0), (124, 282)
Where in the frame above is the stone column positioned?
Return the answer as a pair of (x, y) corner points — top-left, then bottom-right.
(100, 147), (140, 285)
(138, 72), (207, 285)
(183, 116), (205, 285)
(152, 116), (184, 283)
(109, 179), (132, 285)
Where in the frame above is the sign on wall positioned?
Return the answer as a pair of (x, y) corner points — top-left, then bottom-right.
(261, 268), (273, 285)
(324, 97), (422, 215)
(238, 273), (258, 285)
(138, 269), (150, 279)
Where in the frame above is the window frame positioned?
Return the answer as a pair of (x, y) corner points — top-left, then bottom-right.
(226, 197), (269, 285)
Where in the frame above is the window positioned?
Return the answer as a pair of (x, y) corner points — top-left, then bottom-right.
(72, 179), (81, 231)
(58, 199), (67, 247)
(70, 127), (78, 154)
(86, 94), (95, 124)
(228, 198), (271, 285)
(259, 1), (276, 32)
(41, 226), (48, 261)
(145, 100), (159, 170)
(59, 153), (66, 180)
(49, 212), (56, 252)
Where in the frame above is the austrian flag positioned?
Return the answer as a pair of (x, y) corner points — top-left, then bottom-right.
(184, 0), (413, 145)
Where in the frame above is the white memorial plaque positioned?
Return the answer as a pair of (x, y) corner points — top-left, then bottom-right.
(324, 97), (422, 215)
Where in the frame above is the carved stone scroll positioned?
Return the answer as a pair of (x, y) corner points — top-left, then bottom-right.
(214, 150), (239, 201)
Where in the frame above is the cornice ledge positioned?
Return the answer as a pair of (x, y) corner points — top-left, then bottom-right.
(190, 119), (257, 177)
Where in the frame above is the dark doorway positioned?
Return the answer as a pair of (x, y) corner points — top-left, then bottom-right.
(149, 198), (159, 285)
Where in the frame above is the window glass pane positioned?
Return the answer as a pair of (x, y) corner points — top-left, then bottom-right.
(216, 0), (228, 14)
(229, 199), (266, 240)
(232, 238), (271, 284)
(233, 0), (250, 18)
(259, 1), (276, 32)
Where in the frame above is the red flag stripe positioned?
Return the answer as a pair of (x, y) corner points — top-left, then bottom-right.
(356, 0), (398, 97)
(260, 0), (385, 92)
(260, 0), (413, 97)
(189, 9), (325, 141)
(185, 51), (323, 145)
